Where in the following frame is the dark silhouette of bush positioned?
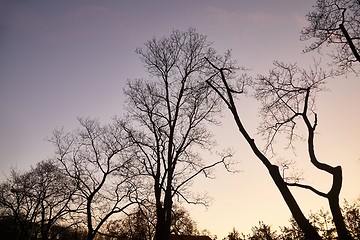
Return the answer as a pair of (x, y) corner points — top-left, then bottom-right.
(223, 198), (360, 240)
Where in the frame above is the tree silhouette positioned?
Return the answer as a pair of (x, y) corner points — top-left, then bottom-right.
(248, 222), (278, 240)
(124, 28), (233, 240)
(206, 58), (354, 239)
(104, 204), (199, 240)
(0, 160), (76, 240)
(50, 117), (138, 240)
(225, 227), (244, 240)
(254, 61), (351, 239)
(224, 198), (360, 239)
(301, 0), (360, 72)
(30, 160), (78, 240)
(0, 169), (41, 239)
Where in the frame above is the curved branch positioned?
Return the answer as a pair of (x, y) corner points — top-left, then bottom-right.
(286, 182), (327, 198)
(172, 154), (233, 196)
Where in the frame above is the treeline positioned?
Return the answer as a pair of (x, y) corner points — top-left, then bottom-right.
(1, 162), (358, 240)
(1, 0), (360, 239)
(0, 160), (200, 240)
(224, 199), (360, 239)
(0, 27), (238, 240)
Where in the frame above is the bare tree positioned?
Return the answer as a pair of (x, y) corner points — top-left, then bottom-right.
(124, 28), (233, 240)
(301, 0), (360, 72)
(0, 160), (76, 240)
(30, 160), (78, 240)
(206, 59), (353, 239)
(0, 169), (41, 240)
(50, 117), (137, 240)
(170, 204), (200, 236)
(254, 61), (351, 239)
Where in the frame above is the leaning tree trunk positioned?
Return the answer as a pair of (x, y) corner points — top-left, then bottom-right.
(267, 165), (322, 239)
(304, 108), (353, 240)
(327, 166), (352, 240)
(226, 93), (322, 239)
(329, 195), (352, 239)
(206, 63), (322, 239)
(339, 24), (360, 64)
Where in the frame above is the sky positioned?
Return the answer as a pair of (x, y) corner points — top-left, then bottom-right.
(0, 0), (359, 238)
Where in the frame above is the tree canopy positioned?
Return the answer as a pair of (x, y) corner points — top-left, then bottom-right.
(124, 28), (233, 240)
(302, 0), (360, 72)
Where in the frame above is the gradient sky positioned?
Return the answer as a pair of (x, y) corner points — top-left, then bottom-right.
(1, 0), (359, 238)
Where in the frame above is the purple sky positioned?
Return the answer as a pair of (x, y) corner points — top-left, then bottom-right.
(1, 0), (359, 238)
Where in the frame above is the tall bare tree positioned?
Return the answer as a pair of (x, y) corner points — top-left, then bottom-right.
(254, 61), (351, 239)
(50, 117), (137, 240)
(301, 0), (360, 72)
(124, 28), (232, 240)
(206, 59), (353, 239)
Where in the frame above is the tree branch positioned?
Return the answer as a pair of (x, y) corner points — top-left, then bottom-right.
(339, 23), (360, 63)
(286, 182), (327, 198)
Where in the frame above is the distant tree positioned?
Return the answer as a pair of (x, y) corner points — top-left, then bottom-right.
(50, 117), (138, 240)
(171, 204), (200, 236)
(0, 170), (34, 240)
(225, 198), (360, 239)
(104, 204), (199, 240)
(206, 58), (355, 238)
(0, 169), (39, 240)
(343, 198), (360, 239)
(279, 199), (360, 239)
(309, 209), (337, 239)
(301, 0), (360, 72)
(31, 160), (78, 240)
(105, 205), (154, 240)
(248, 222), (278, 240)
(49, 224), (87, 240)
(124, 28), (233, 240)
(306, 198), (360, 239)
(224, 227), (245, 240)
(224, 223), (278, 240)
(279, 217), (306, 240)
(0, 160), (76, 240)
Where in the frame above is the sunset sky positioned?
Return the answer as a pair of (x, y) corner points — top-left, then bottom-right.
(0, 0), (359, 238)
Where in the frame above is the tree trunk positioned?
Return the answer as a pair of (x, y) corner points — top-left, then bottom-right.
(87, 200), (94, 240)
(206, 62), (322, 240)
(155, 207), (167, 240)
(327, 166), (352, 239)
(164, 189), (173, 240)
(229, 104), (321, 239)
(268, 165), (322, 240)
(154, 174), (170, 240)
(339, 24), (360, 63)
(329, 196), (352, 239)
(154, 187), (172, 240)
